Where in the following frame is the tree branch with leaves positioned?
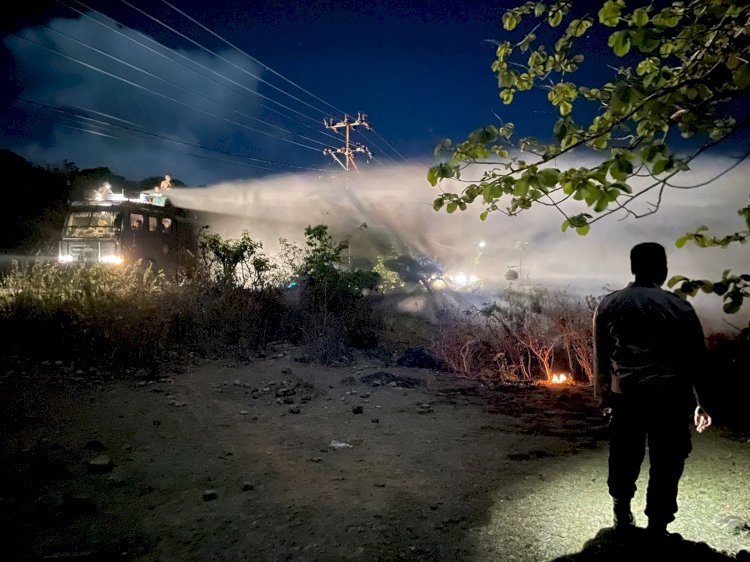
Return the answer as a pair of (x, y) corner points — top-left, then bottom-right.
(429, 0), (750, 337)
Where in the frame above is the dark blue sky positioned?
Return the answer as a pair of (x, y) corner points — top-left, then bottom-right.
(1, 0), (544, 184)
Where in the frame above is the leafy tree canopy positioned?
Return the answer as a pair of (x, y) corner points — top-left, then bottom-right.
(429, 0), (749, 336)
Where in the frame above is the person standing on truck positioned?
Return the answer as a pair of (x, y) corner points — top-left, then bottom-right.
(157, 174), (172, 193)
(95, 182), (113, 200)
(593, 242), (712, 538)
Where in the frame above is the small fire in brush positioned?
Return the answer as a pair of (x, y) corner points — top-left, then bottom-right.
(550, 373), (569, 384)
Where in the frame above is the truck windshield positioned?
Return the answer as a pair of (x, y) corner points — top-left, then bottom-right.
(63, 210), (118, 238)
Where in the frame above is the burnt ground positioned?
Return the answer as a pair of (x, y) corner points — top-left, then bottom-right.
(1, 346), (749, 561)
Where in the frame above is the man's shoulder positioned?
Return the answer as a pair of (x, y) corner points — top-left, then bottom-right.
(597, 285), (628, 306)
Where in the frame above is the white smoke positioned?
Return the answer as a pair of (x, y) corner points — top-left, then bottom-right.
(168, 155), (749, 334)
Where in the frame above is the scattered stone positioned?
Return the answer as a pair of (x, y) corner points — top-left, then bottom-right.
(361, 371), (423, 388)
(242, 482), (255, 491)
(329, 440), (353, 449)
(84, 439), (106, 451)
(417, 403), (434, 414)
(308, 457), (323, 463)
(87, 454), (114, 473)
(202, 489), (218, 501)
(283, 397), (296, 405)
(239, 410), (249, 415)
(371, 418), (379, 424)
(352, 406), (364, 415)
(289, 406), (301, 414)
(281, 368), (292, 375)
(108, 467), (128, 487)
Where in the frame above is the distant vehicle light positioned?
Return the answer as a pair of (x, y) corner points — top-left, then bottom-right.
(453, 273), (468, 287)
(100, 255), (124, 265)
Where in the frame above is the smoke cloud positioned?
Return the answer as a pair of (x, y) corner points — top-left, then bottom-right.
(168, 155), (749, 334)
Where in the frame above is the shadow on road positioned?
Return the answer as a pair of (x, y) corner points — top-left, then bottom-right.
(550, 527), (749, 561)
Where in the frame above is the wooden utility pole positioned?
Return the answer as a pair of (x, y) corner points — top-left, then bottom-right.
(323, 112), (373, 171)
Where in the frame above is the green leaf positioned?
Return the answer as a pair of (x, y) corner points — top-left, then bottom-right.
(480, 210), (489, 221)
(593, 197), (609, 212)
(667, 275), (688, 288)
(446, 202), (458, 214)
(609, 158), (633, 181)
(427, 166), (439, 186)
(548, 9), (564, 27)
(724, 300), (742, 314)
(598, 0), (624, 26)
(608, 30), (632, 57)
(652, 156), (671, 175)
(513, 177), (529, 197)
(559, 100), (573, 116)
(733, 65), (750, 91)
(433, 138), (452, 158)
(675, 235), (690, 248)
(500, 89), (514, 104)
(713, 282), (728, 296)
(699, 282), (714, 294)
(576, 224), (591, 235)
(502, 11), (520, 31)
(538, 168), (560, 187)
(631, 7), (649, 26)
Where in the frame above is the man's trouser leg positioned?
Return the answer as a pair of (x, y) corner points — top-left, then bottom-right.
(645, 409), (692, 526)
(607, 396), (646, 507)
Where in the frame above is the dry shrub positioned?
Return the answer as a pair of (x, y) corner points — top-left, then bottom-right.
(428, 287), (598, 387)
(0, 259), (286, 371)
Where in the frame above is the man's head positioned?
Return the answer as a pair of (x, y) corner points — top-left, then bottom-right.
(630, 242), (668, 285)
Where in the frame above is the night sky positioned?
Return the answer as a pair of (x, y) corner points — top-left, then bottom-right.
(1, 0), (534, 184)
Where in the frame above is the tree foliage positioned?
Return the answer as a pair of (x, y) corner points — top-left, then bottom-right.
(429, 0), (750, 336)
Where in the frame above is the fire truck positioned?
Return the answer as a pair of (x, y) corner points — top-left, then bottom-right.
(58, 189), (198, 278)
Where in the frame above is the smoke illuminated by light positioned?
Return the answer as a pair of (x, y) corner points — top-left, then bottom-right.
(166, 157), (749, 333)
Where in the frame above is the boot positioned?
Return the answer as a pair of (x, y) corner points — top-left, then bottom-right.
(613, 498), (635, 529)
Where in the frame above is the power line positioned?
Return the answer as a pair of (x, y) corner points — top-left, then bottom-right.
(159, 0), (348, 118)
(118, 0), (334, 120)
(63, 0), (342, 145)
(17, 1), (414, 173)
(18, 98), (333, 172)
(41, 21), (337, 151)
(13, 32), (330, 154)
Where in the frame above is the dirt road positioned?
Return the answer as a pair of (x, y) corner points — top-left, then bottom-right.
(1, 348), (748, 561)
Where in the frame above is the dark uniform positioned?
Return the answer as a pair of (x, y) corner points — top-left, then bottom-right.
(594, 280), (707, 527)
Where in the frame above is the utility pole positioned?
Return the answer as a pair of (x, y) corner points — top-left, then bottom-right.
(323, 112), (373, 171)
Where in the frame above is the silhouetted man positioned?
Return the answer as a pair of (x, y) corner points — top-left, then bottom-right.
(594, 242), (712, 537)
